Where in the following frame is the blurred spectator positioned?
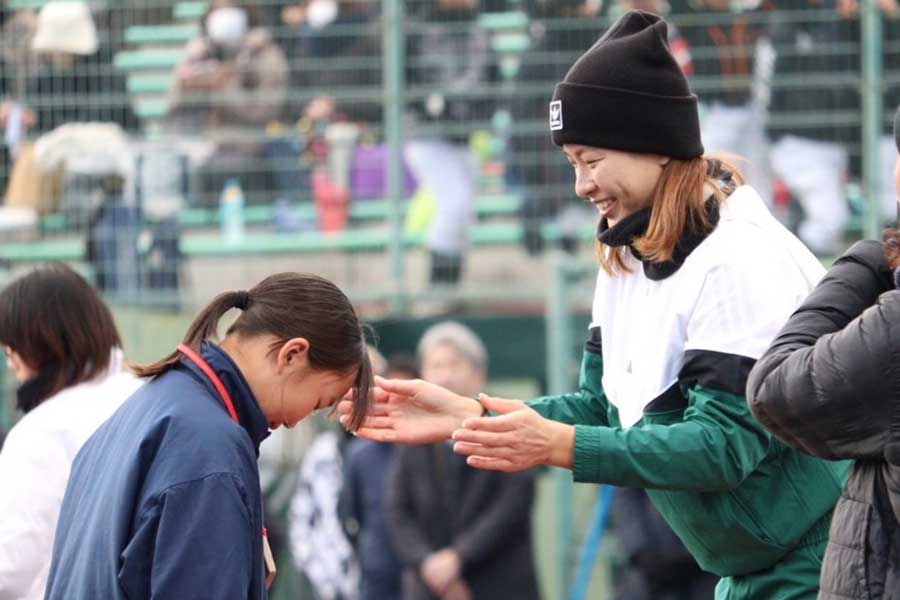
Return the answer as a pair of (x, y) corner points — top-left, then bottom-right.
(288, 345), (389, 600)
(766, 0), (857, 254)
(512, 0), (603, 255)
(19, 1), (137, 135)
(274, 0), (383, 230)
(167, 0), (288, 206)
(405, 0), (498, 288)
(384, 353), (419, 380)
(612, 487), (718, 600)
(281, 0), (382, 125)
(338, 354), (418, 600)
(0, 10), (38, 192)
(387, 322), (540, 600)
(0, 264), (142, 600)
(2, 1), (137, 216)
(289, 426), (360, 600)
(677, 0), (774, 206)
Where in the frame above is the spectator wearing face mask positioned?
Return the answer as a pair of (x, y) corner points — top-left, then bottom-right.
(167, 0), (288, 207)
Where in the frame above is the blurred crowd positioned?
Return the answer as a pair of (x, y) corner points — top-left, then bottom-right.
(0, 0), (896, 293)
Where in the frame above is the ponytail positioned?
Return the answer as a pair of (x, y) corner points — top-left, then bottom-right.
(132, 290), (250, 378)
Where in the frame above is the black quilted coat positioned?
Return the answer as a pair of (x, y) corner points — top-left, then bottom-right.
(747, 240), (900, 599)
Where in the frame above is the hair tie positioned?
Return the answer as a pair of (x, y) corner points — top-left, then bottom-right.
(234, 290), (251, 310)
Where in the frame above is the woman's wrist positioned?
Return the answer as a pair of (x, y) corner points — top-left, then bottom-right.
(547, 422), (576, 470)
(457, 394), (486, 423)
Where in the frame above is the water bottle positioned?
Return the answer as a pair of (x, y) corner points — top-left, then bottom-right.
(220, 178), (245, 244)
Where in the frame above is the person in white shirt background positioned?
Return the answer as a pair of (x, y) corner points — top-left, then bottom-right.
(0, 263), (142, 600)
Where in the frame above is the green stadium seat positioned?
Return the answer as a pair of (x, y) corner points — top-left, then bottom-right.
(491, 32), (531, 55)
(125, 24), (198, 46)
(477, 11), (529, 31)
(174, 0), (208, 20)
(8, 0), (54, 9)
(0, 220), (588, 265)
(38, 194), (521, 234)
(126, 74), (174, 95)
(115, 49), (184, 72)
(0, 238), (82, 263)
(133, 99), (170, 120)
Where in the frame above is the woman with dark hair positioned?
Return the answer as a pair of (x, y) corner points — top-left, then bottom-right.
(746, 108), (900, 598)
(341, 10), (849, 598)
(0, 263), (142, 600)
(166, 0), (288, 206)
(45, 272), (373, 600)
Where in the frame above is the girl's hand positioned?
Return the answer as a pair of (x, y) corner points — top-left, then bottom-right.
(337, 376), (483, 445)
(451, 394), (575, 472)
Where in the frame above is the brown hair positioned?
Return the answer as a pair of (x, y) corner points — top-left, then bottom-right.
(0, 263), (122, 410)
(133, 272), (373, 430)
(598, 155), (745, 274)
(884, 229), (900, 271)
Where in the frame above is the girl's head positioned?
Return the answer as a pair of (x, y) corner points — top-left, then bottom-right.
(134, 273), (372, 430)
(0, 263), (122, 412)
(552, 11), (742, 273)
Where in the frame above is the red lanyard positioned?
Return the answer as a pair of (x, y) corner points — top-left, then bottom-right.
(176, 343), (277, 589)
(177, 344), (240, 424)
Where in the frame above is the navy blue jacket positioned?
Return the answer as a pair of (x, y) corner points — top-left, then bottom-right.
(46, 343), (271, 600)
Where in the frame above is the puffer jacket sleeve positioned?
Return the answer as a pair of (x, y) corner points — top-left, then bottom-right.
(747, 240), (900, 463)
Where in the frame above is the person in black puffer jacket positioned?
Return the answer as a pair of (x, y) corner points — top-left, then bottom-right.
(746, 106), (900, 600)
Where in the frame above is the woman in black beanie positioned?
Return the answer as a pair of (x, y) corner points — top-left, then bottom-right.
(342, 10), (846, 599)
(746, 105), (900, 599)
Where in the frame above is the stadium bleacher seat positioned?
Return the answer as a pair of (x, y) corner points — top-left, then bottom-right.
(0, 219), (589, 265)
(125, 24), (198, 46)
(173, 0), (207, 21)
(115, 49), (185, 72)
(38, 194), (522, 234)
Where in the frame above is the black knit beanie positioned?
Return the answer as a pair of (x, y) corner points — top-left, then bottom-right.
(550, 10), (704, 159)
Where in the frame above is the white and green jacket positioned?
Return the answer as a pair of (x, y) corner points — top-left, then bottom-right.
(528, 185), (850, 578)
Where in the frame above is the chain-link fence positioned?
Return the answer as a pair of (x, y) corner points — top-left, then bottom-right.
(0, 0), (893, 314)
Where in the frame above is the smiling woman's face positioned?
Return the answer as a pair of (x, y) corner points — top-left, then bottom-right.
(563, 144), (669, 228)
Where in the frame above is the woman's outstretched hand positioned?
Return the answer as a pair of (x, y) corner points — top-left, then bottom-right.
(337, 376), (483, 445)
(450, 394), (575, 472)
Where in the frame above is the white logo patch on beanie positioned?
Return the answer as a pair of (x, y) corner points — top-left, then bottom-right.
(549, 100), (563, 131)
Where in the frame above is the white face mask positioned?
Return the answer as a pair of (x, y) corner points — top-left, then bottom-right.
(306, 0), (338, 29)
(206, 7), (248, 48)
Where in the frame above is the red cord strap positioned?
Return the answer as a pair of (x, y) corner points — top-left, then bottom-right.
(177, 344), (240, 425)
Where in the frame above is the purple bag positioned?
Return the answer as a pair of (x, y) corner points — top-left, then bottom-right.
(349, 144), (417, 200)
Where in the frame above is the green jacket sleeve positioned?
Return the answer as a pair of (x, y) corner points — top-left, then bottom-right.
(526, 347), (610, 427)
(571, 385), (773, 492)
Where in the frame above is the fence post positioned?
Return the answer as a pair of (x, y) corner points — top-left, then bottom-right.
(862, 0), (884, 240)
(383, 0), (407, 313)
(547, 256), (575, 599)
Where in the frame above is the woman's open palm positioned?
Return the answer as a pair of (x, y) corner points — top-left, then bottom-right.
(337, 376), (480, 445)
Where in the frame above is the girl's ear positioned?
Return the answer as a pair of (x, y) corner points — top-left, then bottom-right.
(276, 337), (310, 374)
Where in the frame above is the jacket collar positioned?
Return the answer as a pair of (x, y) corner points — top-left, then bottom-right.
(181, 342), (270, 452)
(597, 200), (720, 281)
(597, 161), (734, 281)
